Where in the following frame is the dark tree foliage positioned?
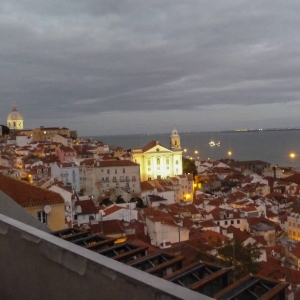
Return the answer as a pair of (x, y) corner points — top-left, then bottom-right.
(130, 197), (144, 208)
(182, 157), (197, 176)
(217, 239), (261, 283)
(101, 198), (113, 206)
(116, 195), (126, 204)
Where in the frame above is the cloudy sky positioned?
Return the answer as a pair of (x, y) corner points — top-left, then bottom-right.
(1, 1), (300, 136)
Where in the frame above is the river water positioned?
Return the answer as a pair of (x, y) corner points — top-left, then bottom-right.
(90, 130), (300, 169)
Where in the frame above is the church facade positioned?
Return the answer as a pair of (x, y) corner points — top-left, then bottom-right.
(131, 129), (183, 181)
(7, 105), (24, 130)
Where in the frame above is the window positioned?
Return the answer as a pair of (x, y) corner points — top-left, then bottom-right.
(115, 169), (117, 174)
(225, 221), (228, 225)
(166, 159), (169, 165)
(37, 211), (47, 225)
(231, 220), (234, 225)
(157, 158), (160, 165)
(107, 169), (110, 174)
(123, 168), (125, 173)
(147, 159), (151, 166)
(176, 160), (178, 165)
(237, 220), (240, 224)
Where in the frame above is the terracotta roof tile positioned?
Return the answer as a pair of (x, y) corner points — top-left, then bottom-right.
(0, 173), (64, 207)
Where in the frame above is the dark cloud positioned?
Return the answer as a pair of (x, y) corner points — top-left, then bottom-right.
(1, 1), (300, 134)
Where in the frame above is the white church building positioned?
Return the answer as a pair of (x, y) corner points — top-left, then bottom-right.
(131, 128), (183, 181)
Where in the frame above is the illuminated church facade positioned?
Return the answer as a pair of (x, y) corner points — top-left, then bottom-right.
(131, 128), (183, 181)
(7, 105), (24, 130)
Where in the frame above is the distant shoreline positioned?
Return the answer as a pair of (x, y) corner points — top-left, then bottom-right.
(91, 128), (300, 138)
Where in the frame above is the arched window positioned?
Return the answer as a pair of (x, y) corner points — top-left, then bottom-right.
(157, 158), (160, 165)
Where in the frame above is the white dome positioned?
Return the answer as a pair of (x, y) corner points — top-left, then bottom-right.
(7, 105), (23, 121)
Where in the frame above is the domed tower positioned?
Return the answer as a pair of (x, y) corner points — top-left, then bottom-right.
(7, 105), (24, 130)
(170, 127), (181, 150)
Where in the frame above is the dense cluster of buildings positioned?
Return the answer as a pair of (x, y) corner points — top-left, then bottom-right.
(1, 105), (300, 298)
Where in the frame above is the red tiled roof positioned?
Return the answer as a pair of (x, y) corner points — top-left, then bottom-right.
(140, 181), (155, 191)
(0, 173), (64, 207)
(75, 199), (98, 215)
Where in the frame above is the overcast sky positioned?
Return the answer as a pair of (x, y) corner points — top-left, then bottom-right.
(1, 1), (300, 136)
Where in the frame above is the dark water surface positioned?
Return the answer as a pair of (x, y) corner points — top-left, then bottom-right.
(90, 130), (300, 169)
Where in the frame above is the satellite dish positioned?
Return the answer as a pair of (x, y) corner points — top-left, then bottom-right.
(44, 205), (52, 214)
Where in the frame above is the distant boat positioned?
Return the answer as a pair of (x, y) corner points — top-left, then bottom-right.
(209, 140), (221, 147)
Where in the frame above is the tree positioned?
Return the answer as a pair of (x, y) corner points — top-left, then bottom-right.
(217, 239), (261, 282)
(116, 195), (125, 204)
(101, 198), (113, 206)
(182, 157), (197, 176)
(130, 197), (144, 208)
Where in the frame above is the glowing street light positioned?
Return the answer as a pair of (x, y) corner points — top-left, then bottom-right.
(290, 152), (296, 159)
(228, 151), (232, 156)
(194, 150), (198, 154)
(184, 148), (187, 152)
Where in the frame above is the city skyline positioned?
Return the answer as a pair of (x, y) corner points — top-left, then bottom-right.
(1, 1), (300, 136)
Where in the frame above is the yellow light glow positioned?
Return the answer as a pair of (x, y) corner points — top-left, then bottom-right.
(195, 150), (198, 154)
(228, 151), (232, 156)
(186, 194), (190, 199)
(290, 153), (296, 158)
(184, 148), (187, 152)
